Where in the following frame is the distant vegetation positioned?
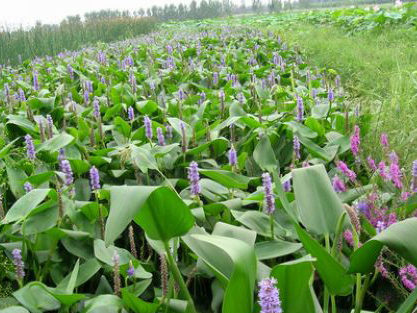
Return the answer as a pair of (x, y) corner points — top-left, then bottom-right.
(0, 0), (404, 65)
(0, 16), (156, 65)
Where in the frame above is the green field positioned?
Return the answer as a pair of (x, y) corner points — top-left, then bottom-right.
(1, 2), (417, 313)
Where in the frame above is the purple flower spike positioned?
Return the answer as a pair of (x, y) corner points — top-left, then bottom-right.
(128, 106), (134, 122)
(399, 265), (417, 290)
(60, 159), (74, 186)
(24, 134), (36, 161)
(84, 90), (89, 104)
(380, 133), (389, 148)
(19, 89), (26, 102)
(188, 161), (201, 196)
(166, 125), (173, 139)
(367, 156), (377, 171)
(296, 95), (304, 122)
(237, 92), (245, 105)
(389, 151), (399, 164)
(332, 175), (346, 193)
(337, 161), (356, 182)
(293, 135), (301, 160)
(282, 179), (291, 192)
(180, 122), (187, 153)
(144, 116), (152, 140)
(178, 88), (186, 101)
(12, 249), (25, 280)
(93, 97), (100, 118)
(258, 278), (282, 313)
(219, 90), (225, 101)
(127, 261), (135, 277)
(46, 114), (53, 128)
(262, 173), (275, 214)
(328, 88), (334, 102)
(350, 125), (360, 157)
(157, 127), (165, 146)
(89, 166), (100, 191)
(58, 148), (66, 162)
(390, 161), (402, 189)
(213, 72), (219, 85)
(378, 161), (390, 181)
(24, 182), (33, 193)
(33, 71), (39, 91)
(198, 92), (206, 105)
(228, 147), (237, 166)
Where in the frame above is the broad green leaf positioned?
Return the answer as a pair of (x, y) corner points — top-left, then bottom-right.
(121, 289), (159, 313)
(199, 169), (252, 189)
(213, 222), (256, 247)
(57, 258), (101, 290)
(284, 121), (317, 139)
(13, 283), (60, 313)
(0, 307), (29, 313)
(2, 189), (54, 223)
(349, 218), (417, 274)
(131, 145), (158, 173)
(105, 186), (194, 244)
(83, 295), (123, 313)
(295, 224), (354, 296)
(22, 204), (58, 235)
(6, 163), (27, 198)
(94, 239), (133, 265)
(65, 259), (79, 294)
(293, 164), (346, 236)
(253, 135), (278, 172)
(271, 256), (322, 313)
(255, 240), (303, 260)
(37, 133), (74, 152)
(136, 100), (158, 115)
(297, 135), (333, 161)
(186, 234), (257, 313)
(186, 138), (228, 156)
(231, 210), (287, 238)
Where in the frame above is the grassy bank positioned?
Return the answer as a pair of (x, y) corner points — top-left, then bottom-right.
(280, 24), (417, 164)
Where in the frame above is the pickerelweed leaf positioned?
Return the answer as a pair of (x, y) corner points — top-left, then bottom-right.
(36, 133), (74, 152)
(255, 239), (303, 260)
(185, 233), (257, 313)
(199, 169), (253, 189)
(271, 256), (322, 313)
(105, 185), (194, 244)
(293, 164), (347, 236)
(295, 223), (354, 296)
(349, 218), (417, 274)
(2, 189), (55, 224)
(253, 135), (278, 172)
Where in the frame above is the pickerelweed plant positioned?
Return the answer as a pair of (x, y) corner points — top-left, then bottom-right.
(0, 25), (417, 313)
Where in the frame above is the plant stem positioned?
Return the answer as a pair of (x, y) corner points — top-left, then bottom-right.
(354, 273), (362, 313)
(163, 241), (197, 313)
(323, 233), (331, 313)
(269, 214), (275, 240)
(331, 295), (337, 313)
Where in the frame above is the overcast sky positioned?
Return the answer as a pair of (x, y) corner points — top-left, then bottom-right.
(0, 0), (208, 27)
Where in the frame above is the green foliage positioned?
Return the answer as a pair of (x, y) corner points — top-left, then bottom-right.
(0, 13), (416, 313)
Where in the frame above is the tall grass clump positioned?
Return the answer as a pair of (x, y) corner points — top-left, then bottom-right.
(0, 16), (157, 65)
(280, 24), (417, 165)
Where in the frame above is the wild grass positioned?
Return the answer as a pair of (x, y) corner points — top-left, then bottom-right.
(0, 17), (157, 65)
(280, 24), (417, 165)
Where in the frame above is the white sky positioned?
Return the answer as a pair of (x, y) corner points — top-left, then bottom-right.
(0, 0), (205, 27)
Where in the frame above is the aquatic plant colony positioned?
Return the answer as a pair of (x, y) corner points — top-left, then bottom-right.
(1, 24), (417, 313)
